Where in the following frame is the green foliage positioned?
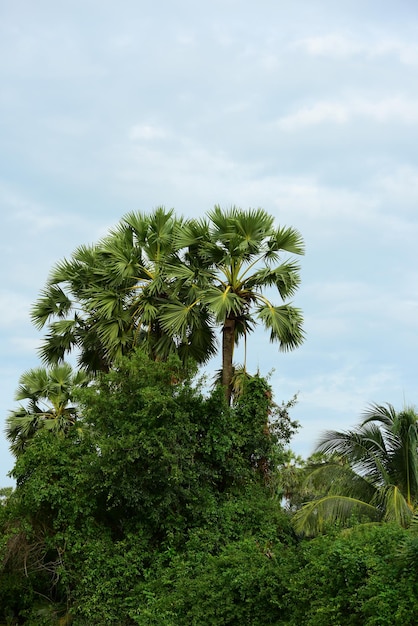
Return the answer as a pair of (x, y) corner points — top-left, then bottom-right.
(134, 537), (291, 625)
(294, 404), (418, 535)
(31, 207), (304, 406)
(285, 524), (418, 626)
(0, 351), (296, 624)
(119, 484), (296, 625)
(6, 363), (90, 456)
(6, 352), (417, 625)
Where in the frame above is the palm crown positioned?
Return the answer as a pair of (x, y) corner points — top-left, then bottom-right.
(6, 364), (90, 456)
(32, 208), (217, 371)
(161, 206), (305, 401)
(31, 206), (304, 402)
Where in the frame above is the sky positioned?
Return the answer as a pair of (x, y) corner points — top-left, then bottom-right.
(1, 0), (418, 485)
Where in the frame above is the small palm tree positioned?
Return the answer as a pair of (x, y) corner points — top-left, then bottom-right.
(6, 363), (90, 456)
(293, 403), (418, 536)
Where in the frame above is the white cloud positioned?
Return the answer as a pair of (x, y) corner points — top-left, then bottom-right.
(375, 166), (418, 209)
(278, 101), (349, 130)
(305, 280), (418, 330)
(274, 360), (404, 457)
(41, 115), (92, 136)
(0, 184), (58, 231)
(286, 356), (401, 414)
(9, 337), (42, 355)
(129, 124), (168, 141)
(304, 315), (349, 339)
(294, 34), (418, 65)
(294, 34), (363, 58)
(0, 183), (104, 242)
(277, 96), (418, 131)
(109, 135), (418, 246)
(175, 32), (197, 46)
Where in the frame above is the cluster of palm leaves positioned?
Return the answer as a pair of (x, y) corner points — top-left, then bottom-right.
(6, 364), (90, 456)
(293, 403), (418, 535)
(31, 205), (305, 402)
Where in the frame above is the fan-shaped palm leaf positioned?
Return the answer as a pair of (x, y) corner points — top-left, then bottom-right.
(6, 364), (90, 456)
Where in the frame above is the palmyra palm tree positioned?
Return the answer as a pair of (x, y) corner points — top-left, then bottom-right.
(31, 206), (304, 404)
(161, 206), (305, 403)
(31, 207), (217, 373)
(293, 403), (418, 536)
(6, 363), (90, 456)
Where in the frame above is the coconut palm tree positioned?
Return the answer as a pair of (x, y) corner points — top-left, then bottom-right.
(6, 363), (90, 456)
(293, 403), (418, 536)
(31, 207), (217, 372)
(160, 206), (305, 403)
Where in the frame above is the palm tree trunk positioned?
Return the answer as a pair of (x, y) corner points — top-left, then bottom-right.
(222, 317), (235, 404)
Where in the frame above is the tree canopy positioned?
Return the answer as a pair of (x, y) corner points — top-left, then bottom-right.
(31, 206), (304, 402)
(2, 354), (418, 624)
(5, 363), (89, 457)
(0, 350), (298, 623)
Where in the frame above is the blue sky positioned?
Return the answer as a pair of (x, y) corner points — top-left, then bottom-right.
(1, 0), (418, 485)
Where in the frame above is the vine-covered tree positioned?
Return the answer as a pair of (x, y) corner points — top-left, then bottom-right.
(0, 350), (297, 623)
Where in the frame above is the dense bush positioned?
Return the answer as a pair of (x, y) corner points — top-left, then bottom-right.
(2, 351), (418, 624)
(0, 351), (296, 624)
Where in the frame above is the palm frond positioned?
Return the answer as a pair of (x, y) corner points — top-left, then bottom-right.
(304, 461), (377, 503)
(316, 425), (391, 482)
(203, 288), (244, 322)
(360, 402), (399, 428)
(309, 403), (418, 534)
(256, 303), (305, 350)
(293, 495), (379, 536)
(374, 484), (414, 527)
(158, 302), (198, 336)
(31, 286), (73, 329)
(245, 263), (301, 299)
(267, 225), (305, 256)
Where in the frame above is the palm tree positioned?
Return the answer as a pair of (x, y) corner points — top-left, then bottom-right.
(293, 403), (418, 536)
(104, 208), (217, 365)
(31, 207), (217, 372)
(6, 363), (90, 456)
(31, 206), (304, 394)
(161, 206), (305, 403)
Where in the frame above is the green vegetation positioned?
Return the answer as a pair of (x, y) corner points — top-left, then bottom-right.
(2, 207), (418, 624)
(294, 403), (418, 535)
(5, 364), (90, 457)
(31, 206), (304, 402)
(1, 350), (297, 624)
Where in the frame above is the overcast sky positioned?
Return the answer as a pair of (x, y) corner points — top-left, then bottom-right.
(1, 0), (418, 485)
